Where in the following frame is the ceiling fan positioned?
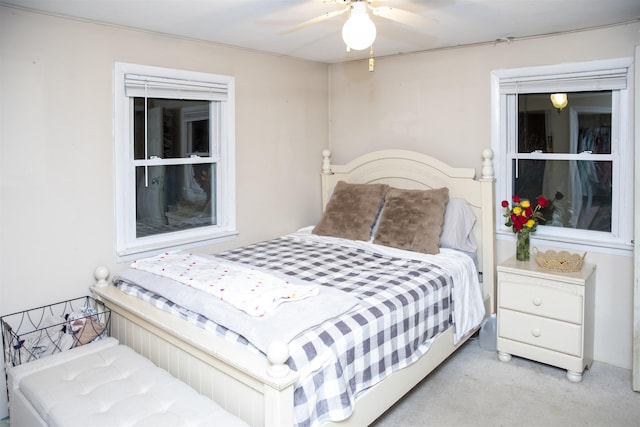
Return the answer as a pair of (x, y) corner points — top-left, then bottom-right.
(280, 0), (428, 51)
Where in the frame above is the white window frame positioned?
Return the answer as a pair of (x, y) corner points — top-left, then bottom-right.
(114, 62), (237, 261)
(491, 58), (634, 254)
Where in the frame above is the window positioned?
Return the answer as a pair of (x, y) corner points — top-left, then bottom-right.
(491, 58), (633, 252)
(114, 63), (236, 261)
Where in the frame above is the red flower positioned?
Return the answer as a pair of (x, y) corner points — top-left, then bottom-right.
(501, 200), (509, 208)
(537, 196), (549, 208)
(512, 195), (520, 203)
(511, 214), (527, 231)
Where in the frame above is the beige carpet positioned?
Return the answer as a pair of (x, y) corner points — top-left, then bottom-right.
(372, 337), (640, 427)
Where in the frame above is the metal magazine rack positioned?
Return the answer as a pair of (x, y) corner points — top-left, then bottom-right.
(1, 296), (111, 368)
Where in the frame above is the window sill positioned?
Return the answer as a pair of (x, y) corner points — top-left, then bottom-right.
(117, 230), (239, 262)
(496, 230), (633, 257)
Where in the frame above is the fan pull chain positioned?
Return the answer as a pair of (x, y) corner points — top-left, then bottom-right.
(368, 47), (375, 72)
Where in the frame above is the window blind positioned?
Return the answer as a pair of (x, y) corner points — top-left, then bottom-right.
(125, 74), (228, 101)
(499, 68), (628, 94)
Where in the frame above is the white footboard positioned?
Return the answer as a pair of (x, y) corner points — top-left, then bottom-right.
(91, 283), (298, 427)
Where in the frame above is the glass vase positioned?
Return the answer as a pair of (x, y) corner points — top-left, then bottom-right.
(516, 231), (530, 261)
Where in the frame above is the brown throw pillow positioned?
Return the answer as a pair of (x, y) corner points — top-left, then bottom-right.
(312, 181), (389, 241)
(373, 187), (449, 254)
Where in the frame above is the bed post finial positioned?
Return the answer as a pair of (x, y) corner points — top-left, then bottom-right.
(94, 266), (110, 288)
(266, 341), (290, 378)
(481, 148), (494, 180)
(321, 149), (332, 175)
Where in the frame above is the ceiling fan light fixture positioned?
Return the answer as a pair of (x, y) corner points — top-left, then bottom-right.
(342, 3), (376, 51)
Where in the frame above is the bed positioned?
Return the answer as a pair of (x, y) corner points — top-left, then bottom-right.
(91, 148), (496, 427)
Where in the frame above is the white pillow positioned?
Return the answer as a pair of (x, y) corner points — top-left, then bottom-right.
(440, 198), (478, 252)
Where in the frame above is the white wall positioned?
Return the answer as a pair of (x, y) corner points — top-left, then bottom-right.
(329, 23), (640, 370)
(0, 6), (328, 418)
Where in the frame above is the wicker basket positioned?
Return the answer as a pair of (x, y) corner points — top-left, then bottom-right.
(533, 247), (586, 273)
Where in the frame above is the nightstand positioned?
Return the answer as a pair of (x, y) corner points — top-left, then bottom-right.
(496, 255), (595, 382)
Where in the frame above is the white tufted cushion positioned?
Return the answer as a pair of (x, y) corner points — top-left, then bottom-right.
(14, 338), (248, 427)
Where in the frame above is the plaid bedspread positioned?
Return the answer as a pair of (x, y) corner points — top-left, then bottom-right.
(117, 234), (459, 427)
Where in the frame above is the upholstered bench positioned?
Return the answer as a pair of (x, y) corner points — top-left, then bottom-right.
(7, 337), (248, 427)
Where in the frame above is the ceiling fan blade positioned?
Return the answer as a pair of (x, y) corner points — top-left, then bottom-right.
(370, 6), (432, 28)
(278, 7), (349, 34)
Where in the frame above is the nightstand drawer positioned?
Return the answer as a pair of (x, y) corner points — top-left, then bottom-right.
(499, 309), (582, 356)
(499, 281), (583, 324)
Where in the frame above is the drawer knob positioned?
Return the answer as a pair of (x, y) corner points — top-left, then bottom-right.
(532, 297), (542, 306)
(532, 328), (541, 337)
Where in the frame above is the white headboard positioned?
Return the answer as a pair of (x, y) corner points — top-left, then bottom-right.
(320, 148), (496, 312)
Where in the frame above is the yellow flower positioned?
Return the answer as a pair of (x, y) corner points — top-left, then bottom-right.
(513, 206), (522, 215)
(521, 200), (531, 208)
(526, 219), (535, 228)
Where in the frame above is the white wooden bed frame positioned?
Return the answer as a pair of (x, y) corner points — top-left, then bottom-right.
(91, 148), (496, 427)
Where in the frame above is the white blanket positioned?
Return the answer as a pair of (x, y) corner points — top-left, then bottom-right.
(132, 252), (319, 317)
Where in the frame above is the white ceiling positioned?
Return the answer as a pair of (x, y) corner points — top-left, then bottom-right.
(3, 0), (640, 64)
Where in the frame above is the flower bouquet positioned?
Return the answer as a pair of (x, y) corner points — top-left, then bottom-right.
(501, 195), (548, 261)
